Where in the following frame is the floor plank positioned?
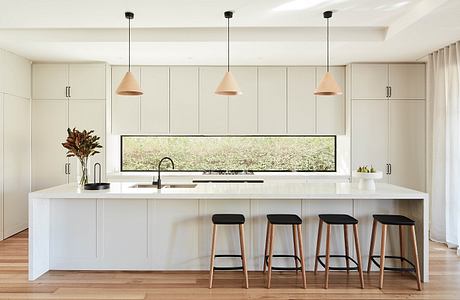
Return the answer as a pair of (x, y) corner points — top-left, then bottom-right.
(0, 230), (459, 299)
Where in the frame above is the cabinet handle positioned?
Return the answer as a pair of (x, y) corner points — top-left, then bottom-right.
(388, 163), (392, 175)
(65, 86), (69, 97)
(64, 163), (68, 175)
(68, 86), (71, 98)
(388, 86), (392, 98)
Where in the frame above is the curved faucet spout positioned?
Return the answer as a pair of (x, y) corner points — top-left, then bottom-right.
(153, 157), (175, 189)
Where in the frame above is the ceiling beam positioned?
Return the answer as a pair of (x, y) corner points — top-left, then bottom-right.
(385, 0), (449, 40)
(0, 27), (385, 43)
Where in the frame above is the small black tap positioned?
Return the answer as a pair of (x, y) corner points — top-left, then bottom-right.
(153, 157), (175, 189)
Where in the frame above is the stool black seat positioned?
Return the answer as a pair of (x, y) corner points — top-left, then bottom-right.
(212, 214), (245, 224)
(267, 214), (302, 224)
(315, 214), (364, 289)
(368, 214), (422, 291)
(209, 214), (248, 289)
(319, 214), (358, 225)
(264, 214), (306, 289)
(372, 214), (415, 226)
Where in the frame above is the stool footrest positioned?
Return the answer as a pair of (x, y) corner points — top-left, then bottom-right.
(317, 255), (359, 271)
(370, 255), (416, 272)
(265, 255), (302, 271)
(213, 254), (244, 271)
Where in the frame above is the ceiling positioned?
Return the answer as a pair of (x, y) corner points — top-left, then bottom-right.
(0, 0), (459, 65)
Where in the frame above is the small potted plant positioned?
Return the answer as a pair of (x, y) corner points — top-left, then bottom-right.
(62, 128), (102, 186)
(353, 165), (383, 191)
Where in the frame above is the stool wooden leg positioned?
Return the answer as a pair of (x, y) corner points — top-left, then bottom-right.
(297, 224), (307, 289)
(314, 219), (323, 275)
(263, 221), (270, 273)
(267, 223), (275, 289)
(239, 224), (249, 289)
(344, 224), (350, 273)
(324, 224), (331, 289)
(399, 225), (405, 274)
(353, 224), (365, 289)
(209, 224), (217, 289)
(379, 224), (387, 289)
(367, 219), (378, 272)
(292, 224), (299, 273)
(410, 225), (422, 291)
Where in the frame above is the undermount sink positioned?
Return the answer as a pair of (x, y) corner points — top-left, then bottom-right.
(130, 183), (197, 189)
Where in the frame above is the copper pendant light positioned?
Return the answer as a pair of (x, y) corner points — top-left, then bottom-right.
(215, 11), (242, 96)
(117, 12), (143, 96)
(314, 11), (342, 96)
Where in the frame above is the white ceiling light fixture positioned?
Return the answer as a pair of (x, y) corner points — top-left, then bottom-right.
(116, 11), (143, 96)
(215, 10), (241, 96)
(314, 10), (342, 96)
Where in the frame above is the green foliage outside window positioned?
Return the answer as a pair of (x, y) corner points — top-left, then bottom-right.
(121, 136), (336, 172)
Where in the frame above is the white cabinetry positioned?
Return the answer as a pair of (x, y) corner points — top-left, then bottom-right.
(316, 67), (345, 134)
(351, 63), (426, 191)
(170, 67), (199, 134)
(199, 67), (228, 134)
(3, 95), (30, 237)
(141, 67), (169, 134)
(258, 67), (287, 134)
(287, 67), (316, 134)
(32, 63), (107, 191)
(32, 101), (69, 190)
(228, 67), (258, 134)
(110, 65), (345, 135)
(33, 63), (106, 100)
(0, 50), (31, 240)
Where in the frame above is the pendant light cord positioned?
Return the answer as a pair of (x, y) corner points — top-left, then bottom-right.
(326, 17), (329, 72)
(128, 17), (131, 72)
(227, 17), (230, 72)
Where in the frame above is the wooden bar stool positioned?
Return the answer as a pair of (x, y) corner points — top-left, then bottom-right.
(209, 214), (248, 289)
(367, 214), (422, 290)
(314, 214), (364, 289)
(264, 214), (306, 289)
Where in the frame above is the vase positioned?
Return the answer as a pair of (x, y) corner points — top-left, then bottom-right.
(78, 157), (89, 186)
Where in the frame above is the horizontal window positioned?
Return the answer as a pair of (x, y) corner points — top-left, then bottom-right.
(121, 135), (336, 172)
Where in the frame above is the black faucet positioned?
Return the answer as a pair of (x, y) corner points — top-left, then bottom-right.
(152, 157), (175, 189)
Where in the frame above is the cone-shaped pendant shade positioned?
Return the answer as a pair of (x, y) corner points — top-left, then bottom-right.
(314, 71), (342, 96)
(116, 71), (143, 96)
(215, 71), (241, 96)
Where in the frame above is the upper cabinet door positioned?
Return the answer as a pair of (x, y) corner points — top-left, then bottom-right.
(68, 64), (106, 100)
(351, 64), (388, 99)
(141, 67), (169, 134)
(389, 100), (426, 191)
(170, 67), (199, 134)
(111, 66), (141, 134)
(287, 67), (316, 134)
(316, 66), (346, 134)
(32, 64), (68, 100)
(258, 67), (287, 134)
(199, 67), (228, 134)
(228, 67), (258, 134)
(389, 64), (426, 100)
(352, 100), (389, 183)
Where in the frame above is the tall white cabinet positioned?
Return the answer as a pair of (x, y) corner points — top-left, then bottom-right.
(32, 63), (108, 191)
(350, 63), (426, 191)
(0, 49), (31, 240)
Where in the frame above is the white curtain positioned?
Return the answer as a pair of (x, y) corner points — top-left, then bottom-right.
(427, 41), (460, 255)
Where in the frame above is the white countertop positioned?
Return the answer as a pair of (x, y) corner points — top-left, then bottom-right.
(29, 182), (428, 200)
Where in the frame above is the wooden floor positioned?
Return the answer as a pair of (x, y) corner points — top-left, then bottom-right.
(0, 231), (459, 299)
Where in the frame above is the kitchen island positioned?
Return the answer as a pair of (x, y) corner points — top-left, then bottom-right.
(29, 182), (428, 282)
